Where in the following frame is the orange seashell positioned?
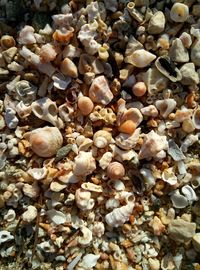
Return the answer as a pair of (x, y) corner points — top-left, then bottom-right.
(53, 28), (73, 43)
(118, 120), (136, 134)
(107, 161), (125, 180)
(78, 96), (94, 116)
(132, 82), (147, 97)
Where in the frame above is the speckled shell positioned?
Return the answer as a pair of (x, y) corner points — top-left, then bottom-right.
(24, 127), (63, 157)
(107, 162), (125, 180)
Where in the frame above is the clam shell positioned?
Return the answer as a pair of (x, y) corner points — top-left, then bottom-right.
(170, 191), (188, 209)
(162, 168), (177, 185)
(126, 49), (156, 68)
(46, 209), (68, 225)
(155, 99), (177, 118)
(24, 127), (63, 157)
(107, 162), (125, 180)
(181, 185), (197, 203)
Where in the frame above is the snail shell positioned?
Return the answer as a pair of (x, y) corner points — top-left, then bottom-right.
(126, 49), (156, 68)
(93, 130), (112, 148)
(73, 151), (96, 176)
(107, 162), (125, 180)
(24, 127), (63, 157)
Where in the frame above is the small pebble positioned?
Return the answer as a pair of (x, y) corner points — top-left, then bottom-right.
(132, 82), (147, 97)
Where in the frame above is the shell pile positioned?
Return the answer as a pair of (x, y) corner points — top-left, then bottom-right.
(0, 1), (200, 269)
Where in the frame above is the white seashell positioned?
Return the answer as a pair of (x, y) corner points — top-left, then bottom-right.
(106, 198), (120, 210)
(89, 75), (113, 105)
(126, 49), (156, 68)
(58, 171), (79, 184)
(162, 168), (177, 185)
(139, 130), (168, 160)
(92, 222), (105, 238)
(77, 226), (93, 246)
(52, 73), (71, 90)
(192, 107), (200, 129)
(0, 231), (14, 244)
(99, 152), (113, 169)
(191, 177), (200, 189)
(81, 182), (103, 193)
(140, 168), (156, 189)
(110, 144), (138, 162)
(181, 185), (197, 203)
(25, 126), (63, 157)
(112, 180), (125, 191)
(22, 205), (37, 222)
(46, 209), (68, 225)
(170, 3), (189, 23)
(23, 182), (40, 198)
(93, 130), (112, 148)
(15, 101), (32, 119)
(73, 151), (96, 176)
(141, 105), (158, 117)
(155, 99), (177, 118)
(105, 202), (134, 227)
(120, 108), (143, 127)
(63, 44), (81, 59)
(115, 128), (140, 150)
(37, 240), (55, 253)
(4, 107), (19, 129)
(58, 103), (74, 123)
(50, 181), (67, 192)
(78, 253), (100, 269)
(180, 134), (199, 153)
(75, 188), (95, 211)
(170, 190), (188, 209)
(18, 25), (36, 44)
(4, 209), (16, 222)
(32, 97), (63, 128)
(27, 167), (47, 180)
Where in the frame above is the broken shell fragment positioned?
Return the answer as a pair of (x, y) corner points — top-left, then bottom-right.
(78, 96), (94, 116)
(192, 107), (200, 129)
(170, 190), (188, 209)
(107, 162), (125, 180)
(60, 57), (78, 78)
(73, 151), (96, 176)
(126, 49), (156, 68)
(24, 126), (63, 157)
(155, 99), (177, 119)
(170, 3), (189, 23)
(118, 120), (136, 134)
(75, 188), (95, 211)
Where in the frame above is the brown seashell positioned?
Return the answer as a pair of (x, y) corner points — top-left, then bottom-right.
(78, 96), (94, 116)
(24, 127), (63, 157)
(1, 35), (16, 50)
(53, 28), (74, 43)
(107, 161), (125, 180)
(118, 120), (136, 134)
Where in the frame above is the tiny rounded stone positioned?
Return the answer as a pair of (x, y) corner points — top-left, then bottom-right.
(132, 82), (147, 97)
(78, 96), (94, 116)
(170, 3), (189, 22)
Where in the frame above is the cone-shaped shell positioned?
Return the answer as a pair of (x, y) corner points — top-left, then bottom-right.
(107, 162), (125, 180)
(24, 127), (63, 157)
(127, 49), (156, 68)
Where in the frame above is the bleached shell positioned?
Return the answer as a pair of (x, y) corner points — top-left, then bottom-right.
(39, 43), (58, 62)
(110, 144), (138, 162)
(126, 49), (156, 68)
(81, 182), (103, 193)
(23, 183), (40, 198)
(106, 198), (120, 210)
(0, 231), (14, 244)
(181, 185), (197, 203)
(37, 240), (55, 253)
(191, 177), (200, 189)
(89, 75), (113, 105)
(112, 180), (125, 191)
(15, 101), (32, 119)
(4, 209), (16, 223)
(60, 57), (78, 78)
(107, 162), (125, 180)
(115, 128), (141, 150)
(18, 25), (36, 45)
(93, 130), (112, 148)
(79, 138), (93, 151)
(192, 107), (200, 129)
(22, 205), (37, 222)
(180, 134), (199, 153)
(77, 226), (93, 246)
(78, 253), (100, 269)
(155, 99), (177, 118)
(92, 222), (105, 238)
(27, 167), (47, 180)
(170, 191), (188, 209)
(140, 105), (158, 117)
(105, 202), (134, 227)
(25, 126), (63, 157)
(99, 152), (113, 169)
(52, 73), (71, 90)
(162, 168), (177, 185)
(75, 188), (95, 211)
(50, 181), (67, 192)
(58, 171), (79, 184)
(73, 151), (96, 176)
(46, 209), (68, 225)
(120, 108), (143, 127)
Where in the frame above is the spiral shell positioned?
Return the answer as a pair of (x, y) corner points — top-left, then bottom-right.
(107, 162), (125, 180)
(24, 127), (63, 157)
(93, 130), (112, 148)
(73, 151), (96, 176)
(78, 96), (94, 116)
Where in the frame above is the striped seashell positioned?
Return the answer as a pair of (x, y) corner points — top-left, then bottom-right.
(107, 161), (125, 180)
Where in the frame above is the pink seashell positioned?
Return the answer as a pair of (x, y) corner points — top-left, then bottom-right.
(107, 162), (125, 180)
(24, 127), (63, 157)
(89, 76), (113, 105)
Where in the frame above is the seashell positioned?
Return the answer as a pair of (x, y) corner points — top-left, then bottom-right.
(73, 151), (96, 176)
(92, 222), (105, 238)
(155, 56), (182, 82)
(155, 99), (177, 119)
(5, 108), (19, 129)
(46, 209), (68, 225)
(50, 181), (67, 192)
(132, 82), (147, 97)
(105, 202), (134, 227)
(180, 134), (199, 153)
(115, 128), (141, 150)
(141, 105), (158, 118)
(118, 120), (136, 134)
(191, 177), (200, 189)
(78, 54), (104, 75)
(53, 27), (74, 42)
(1, 35), (16, 51)
(60, 57), (78, 78)
(63, 44), (81, 59)
(167, 140), (186, 161)
(4, 209), (16, 223)
(24, 126), (63, 157)
(120, 108), (143, 127)
(140, 168), (156, 190)
(93, 130), (112, 148)
(77, 96), (94, 116)
(107, 162), (125, 180)
(75, 188), (94, 211)
(99, 152), (113, 169)
(170, 190), (188, 209)
(0, 231), (14, 244)
(126, 49), (156, 68)
(148, 258), (160, 270)
(89, 75), (113, 105)
(37, 240), (56, 253)
(22, 205), (37, 222)
(32, 97), (63, 128)
(18, 25), (36, 45)
(181, 185), (197, 203)
(15, 101), (32, 119)
(139, 130), (168, 160)
(162, 168), (177, 185)
(78, 253), (100, 269)
(39, 43), (58, 62)
(23, 182), (40, 199)
(78, 138), (93, 152)
(149, 216), (165, 236)
(81, 182), (103, 193)
(110, 144), (138, 162)
(170, 3), (189, 22)
(52, 73), (71, 91)
(192, 107), (200, 129)
(106, 198), (120, 210)
(15, 80), (37, 105)
(27, 167), (47, 180)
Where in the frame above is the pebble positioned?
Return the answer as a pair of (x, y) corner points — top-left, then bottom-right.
(169, 38), (189, 63)
(148, 11), (165, 34)
(192, 5), (200, 17)
(168, 219), (196, 243)
(180, 63), (200, 85)
(170, 3), (189, 22)
(191, 39), (200, 67)
(193, 233), (200, 253)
